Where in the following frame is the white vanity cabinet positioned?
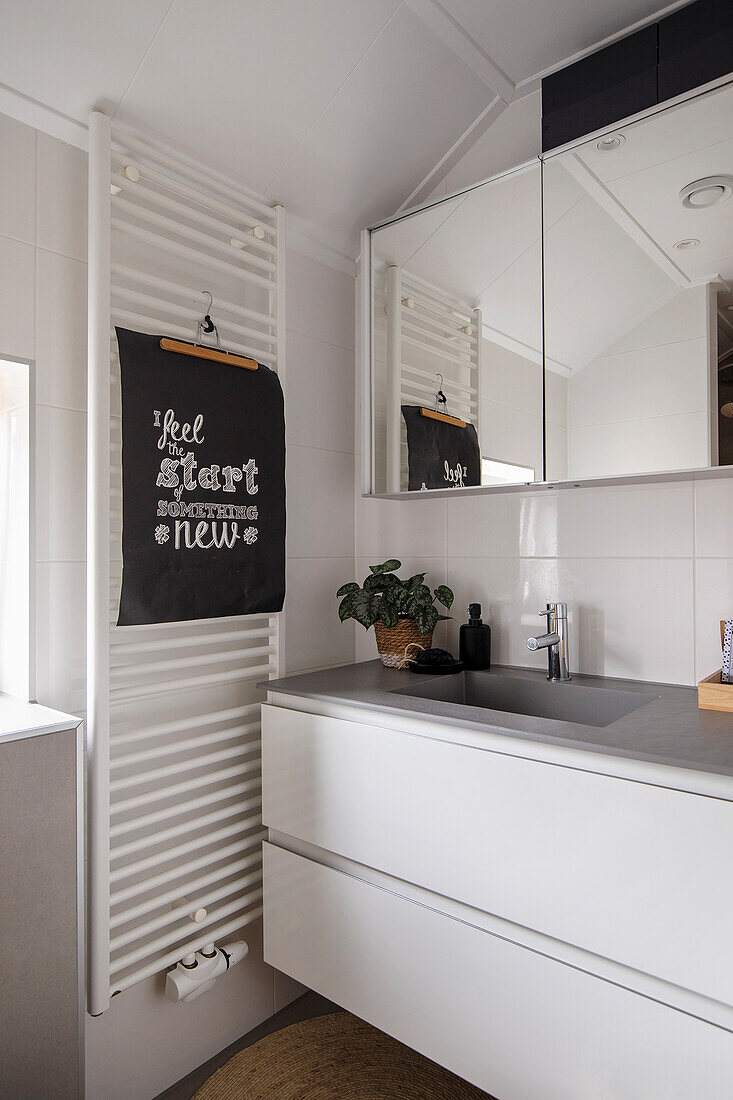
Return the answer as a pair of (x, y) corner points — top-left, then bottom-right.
(261, 695), (733, 1099)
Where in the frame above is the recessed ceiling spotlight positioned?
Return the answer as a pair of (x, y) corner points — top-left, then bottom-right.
(679, 175), (733, 209)
(673, 238), (700, 250)
(596, 134), (625, 152)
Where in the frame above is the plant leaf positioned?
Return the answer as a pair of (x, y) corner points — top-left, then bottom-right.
(351, 590), (380, 629)
(434, 584), (454, 610)
(364, 571), (401, 591)
(369, 559), (401, 575)
(415, 605), (439, 636)
(336, 581), (359, 598)
(338, 594), (356, 622)
(379, 602), (400, 628)
(404, 573), (427, 594)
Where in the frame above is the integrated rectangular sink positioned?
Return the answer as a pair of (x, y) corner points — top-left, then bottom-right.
(392, 671), (656, 728)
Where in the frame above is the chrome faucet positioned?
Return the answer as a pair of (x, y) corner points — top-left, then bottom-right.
(526, 602), (571, 681)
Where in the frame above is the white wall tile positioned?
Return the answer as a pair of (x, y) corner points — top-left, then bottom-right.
(35, 249), (87, 411)
(568, 412), (709, 480)
(36, 133), (87, 261)
(35, 405), (86, 561)
(694, 480), (733, 557)
(446, 554), (695, 684)
(285, 330), (354, 452)
(0, 113), (36, 245)
(355, 493), (446, 560)
(286, 247), (354, 351)
(482, 398), (542, 476)
(694, 558), (733, 681)
(550, 482), (694, 559)
(287, 444), (354, 559)
(285, 556), (355, 673)
(35, 560), (86, 714)
(483, 340), (542, 417)
(0, 235), (35, 358)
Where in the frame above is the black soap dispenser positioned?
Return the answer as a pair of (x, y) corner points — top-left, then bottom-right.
(459, 603), (491, 670)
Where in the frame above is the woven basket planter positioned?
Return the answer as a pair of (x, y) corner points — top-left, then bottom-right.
(373, 618), (433, 668)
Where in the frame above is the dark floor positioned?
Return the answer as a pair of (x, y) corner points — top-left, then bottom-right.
(155, 992), (342, 1100)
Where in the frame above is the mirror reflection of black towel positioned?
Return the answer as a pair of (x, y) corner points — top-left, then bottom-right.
(401, 405), (480, 491)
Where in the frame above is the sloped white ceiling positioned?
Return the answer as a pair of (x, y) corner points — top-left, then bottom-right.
(0, 0), (681, 255)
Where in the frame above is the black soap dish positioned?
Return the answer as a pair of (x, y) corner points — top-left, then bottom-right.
(406, 647), (464, 675)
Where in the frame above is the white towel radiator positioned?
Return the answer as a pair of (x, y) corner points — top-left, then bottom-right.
(87, 112), (284, 1014)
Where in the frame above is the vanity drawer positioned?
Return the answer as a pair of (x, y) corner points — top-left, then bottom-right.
(264, 843), (731, 1100)
(261, 703), (733, 1005)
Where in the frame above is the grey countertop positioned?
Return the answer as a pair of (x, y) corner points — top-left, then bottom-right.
(262, 660), (733, 781)
(0, 694), (81, 743)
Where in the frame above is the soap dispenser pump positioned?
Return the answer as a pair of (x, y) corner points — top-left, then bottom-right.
(459, 603), (491, 670)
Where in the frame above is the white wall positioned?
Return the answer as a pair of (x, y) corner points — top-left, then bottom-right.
(482, 339), (542, 479)
(565, 287), (712, 479)
(0, 108), (356, 1099)
(0, 358), (30, 697)
(355, 476), (733, 688)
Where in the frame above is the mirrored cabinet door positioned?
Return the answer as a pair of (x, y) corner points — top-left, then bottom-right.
(543, 81), (733, 483)
(370, 160), (544, 494)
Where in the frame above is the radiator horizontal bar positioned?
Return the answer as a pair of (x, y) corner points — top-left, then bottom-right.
(110, 869), (263, 952)
(111, 757), (262, 815)
(111, 220), (275, 291)
(402, 333), (476, 369)
(401, 272), (473, 314)
(110, 831), (265, 905)
(111, 702), (260, 747)
(110, 907), (263, 995)
(110, 644), (275, 680)
(110, 612), (275, 632)
(111, 720), (260, 769)
(110, 172), (277, 258)
(110, 890), (263, 976)
(407, 297), (477, 335)
(112, 196), (277, 275)
(401, 318), (476, 355)
(110, 850), (262, 929)
(109, 661), (275, 701)
(110, 776), (261, 838)
(110, 151), (277, 237)
(110, 819), (262, 885)
(111, 129), (276, 220)
(111, 265), (276, 329)
(110, 627), (274, 658)
(111, 746), (260, 795)
(112, 286), (277, 348)
(401, 363), (477, 390)
(111, 798), (262, 861)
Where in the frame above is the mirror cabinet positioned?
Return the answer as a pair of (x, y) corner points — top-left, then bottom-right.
(365, 78), (733, 496)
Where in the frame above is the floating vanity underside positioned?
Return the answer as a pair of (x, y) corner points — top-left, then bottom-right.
(261, 663), (733, 1099)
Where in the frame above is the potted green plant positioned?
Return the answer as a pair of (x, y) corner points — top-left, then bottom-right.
(337, 560), (454, 667)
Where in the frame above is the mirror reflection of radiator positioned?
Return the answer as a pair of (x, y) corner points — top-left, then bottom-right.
(87, 112), (284, 1015)
(384, 265), (482, 492)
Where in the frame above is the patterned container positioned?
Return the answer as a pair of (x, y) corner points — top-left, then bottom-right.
(373, 619), (433, 668)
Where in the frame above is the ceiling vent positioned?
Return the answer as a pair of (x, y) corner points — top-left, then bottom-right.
(679, 175), (733, 209)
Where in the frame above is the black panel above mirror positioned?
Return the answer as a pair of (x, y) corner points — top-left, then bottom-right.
(541, 25), (658, 154)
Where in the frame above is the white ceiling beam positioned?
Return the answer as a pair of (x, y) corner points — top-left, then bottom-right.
(562, 152), (691, 289)
(396, 95), (508, 212)
(403, 0), (515, 104)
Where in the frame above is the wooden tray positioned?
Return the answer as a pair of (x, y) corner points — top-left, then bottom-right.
(698, 670), (733, 712)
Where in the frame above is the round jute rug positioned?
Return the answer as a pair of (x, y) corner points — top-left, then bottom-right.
(192, 1011), (493, 1100)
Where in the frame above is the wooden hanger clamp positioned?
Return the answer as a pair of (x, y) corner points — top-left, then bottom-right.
(159, 291), (259, 370)
(418, 373), (467, 428)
